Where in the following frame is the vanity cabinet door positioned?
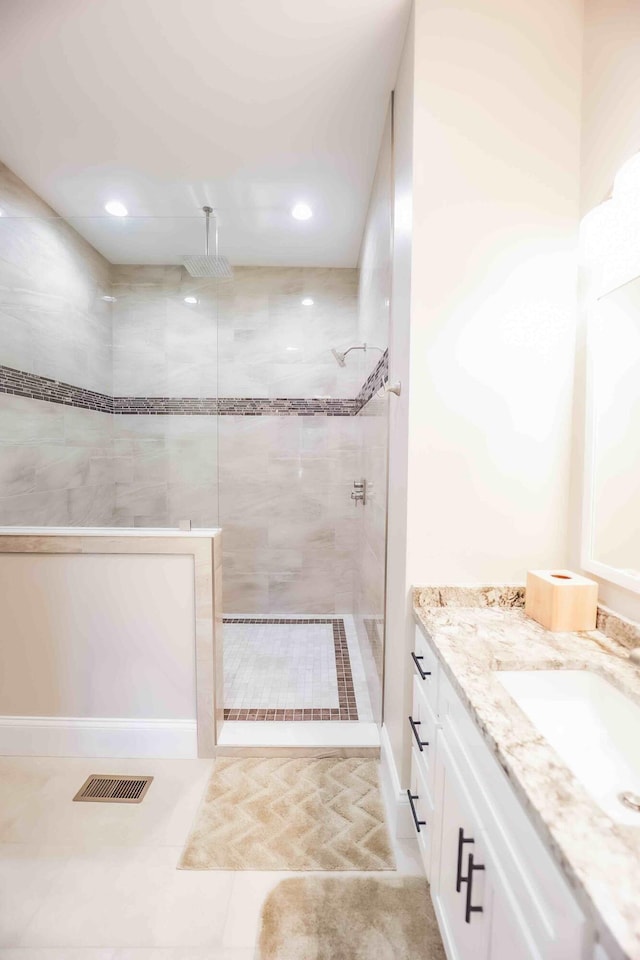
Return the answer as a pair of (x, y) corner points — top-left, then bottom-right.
(486, 866), (539, 960)
(432, 733), (490, 960)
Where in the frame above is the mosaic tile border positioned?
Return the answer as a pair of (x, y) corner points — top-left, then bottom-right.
(222, 617), (359, 721)
(0, 365), (112, 413)
(114, 397), (360, 416)
(0, 351), (388, 418)
(356, 350), (389, 409)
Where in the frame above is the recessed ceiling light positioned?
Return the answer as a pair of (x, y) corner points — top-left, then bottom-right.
(102, 295), (117, 302)
(291, 202), (312, 221)
(301, 298), (314, 306)
(286, 346), (299, 351)
(184, 296), (198, 304)
(104, 200), (128, 217)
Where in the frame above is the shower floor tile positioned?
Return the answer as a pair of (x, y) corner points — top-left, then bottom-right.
(223, 616), (372, 721)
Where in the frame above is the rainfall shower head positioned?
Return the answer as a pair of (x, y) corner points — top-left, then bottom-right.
(183, 207), (234, 280)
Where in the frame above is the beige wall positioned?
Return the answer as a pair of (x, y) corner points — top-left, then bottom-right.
(385, 0), (583, 783)
(570, 0), (640, 622)
(581, 0), (640, 217)
(0, 553), (196, 719)
(589, 279), (640, 575)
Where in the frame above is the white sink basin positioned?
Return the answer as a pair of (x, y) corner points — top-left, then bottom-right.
(497, 670), (640, 824)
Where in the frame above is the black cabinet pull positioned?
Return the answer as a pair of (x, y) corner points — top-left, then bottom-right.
(407, 790), (426, 833)
(408, 715), (429, 751)
(411, 652), (431, 679)
(456, 828), (474, 892)
(464, 852), (485, 923)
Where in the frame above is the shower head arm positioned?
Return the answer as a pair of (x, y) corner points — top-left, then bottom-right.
(331, 343), (384, 366)
(342, 345), (363, 360)
(203, 206), (213, 257)
(344, 343), (383, 357)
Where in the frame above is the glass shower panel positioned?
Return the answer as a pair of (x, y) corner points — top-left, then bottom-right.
(215, 203), (390, 729)
(352, 106), (393, 725)
(0, 210), (219, 529)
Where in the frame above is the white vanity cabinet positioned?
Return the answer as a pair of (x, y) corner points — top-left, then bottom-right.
(408, 627), (441, 879)
(410, 625), (588, 960)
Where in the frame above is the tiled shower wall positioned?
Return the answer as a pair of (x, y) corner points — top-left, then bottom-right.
(108, 265), (219, 528)
(218, 268), (363, 613)
(220, 415), (360, 613)
(217, 267), (362, 399)
(0, 162), (115, 526)
(109, 261), (362, 610)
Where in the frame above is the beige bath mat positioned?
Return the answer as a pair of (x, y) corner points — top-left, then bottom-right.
(257, 876), (446, 960)
(179, 757), (395, 871)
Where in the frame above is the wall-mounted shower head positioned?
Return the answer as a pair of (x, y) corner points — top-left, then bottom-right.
(330, 343), (383, 366)
(331, 348), (347, 367)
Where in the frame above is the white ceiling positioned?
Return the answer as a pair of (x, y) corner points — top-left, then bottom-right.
(0, 0), (410, 267)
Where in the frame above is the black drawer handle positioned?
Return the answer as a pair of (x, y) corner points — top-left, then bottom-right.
(464, 852), (485, 923)
(407, 790), (426, 833)
(408, 715), (429, 751)
(411, 652), (431, 680)
(456, 827), (474, 892)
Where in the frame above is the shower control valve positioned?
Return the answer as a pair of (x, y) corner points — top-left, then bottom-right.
(351, 479), (367, 506)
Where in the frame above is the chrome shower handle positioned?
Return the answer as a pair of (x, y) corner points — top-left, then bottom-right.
(351, 479), (367, 505)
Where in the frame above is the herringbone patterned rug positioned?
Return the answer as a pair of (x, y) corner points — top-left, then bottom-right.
(178, 757), (395, 871)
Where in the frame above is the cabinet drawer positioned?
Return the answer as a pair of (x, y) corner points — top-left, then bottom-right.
(413, 624), (439, 713)
(409, 675), (438, 794)
(409, 746), (435, 879)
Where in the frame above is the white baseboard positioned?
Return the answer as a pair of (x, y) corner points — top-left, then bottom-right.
(0, 716), (198, 759)
(218, 720), (380, 748)
(380, 723), (416, 839)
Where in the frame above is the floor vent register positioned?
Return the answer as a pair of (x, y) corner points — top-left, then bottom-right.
(72, 774), (154, 804)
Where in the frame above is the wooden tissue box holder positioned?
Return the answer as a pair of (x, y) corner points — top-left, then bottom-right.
(525, 570), (598, 633)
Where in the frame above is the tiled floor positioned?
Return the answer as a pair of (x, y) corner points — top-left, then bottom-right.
(223, 614), (374, 722)
(0, 755), (421, 959)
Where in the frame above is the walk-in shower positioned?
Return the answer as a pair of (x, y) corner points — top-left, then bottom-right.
(0, 99), (393, 746)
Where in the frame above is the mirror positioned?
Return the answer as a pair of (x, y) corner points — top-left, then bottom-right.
(583, 274), (640, 592)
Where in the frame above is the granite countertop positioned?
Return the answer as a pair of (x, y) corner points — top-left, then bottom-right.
(413, 586), (640, 960)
